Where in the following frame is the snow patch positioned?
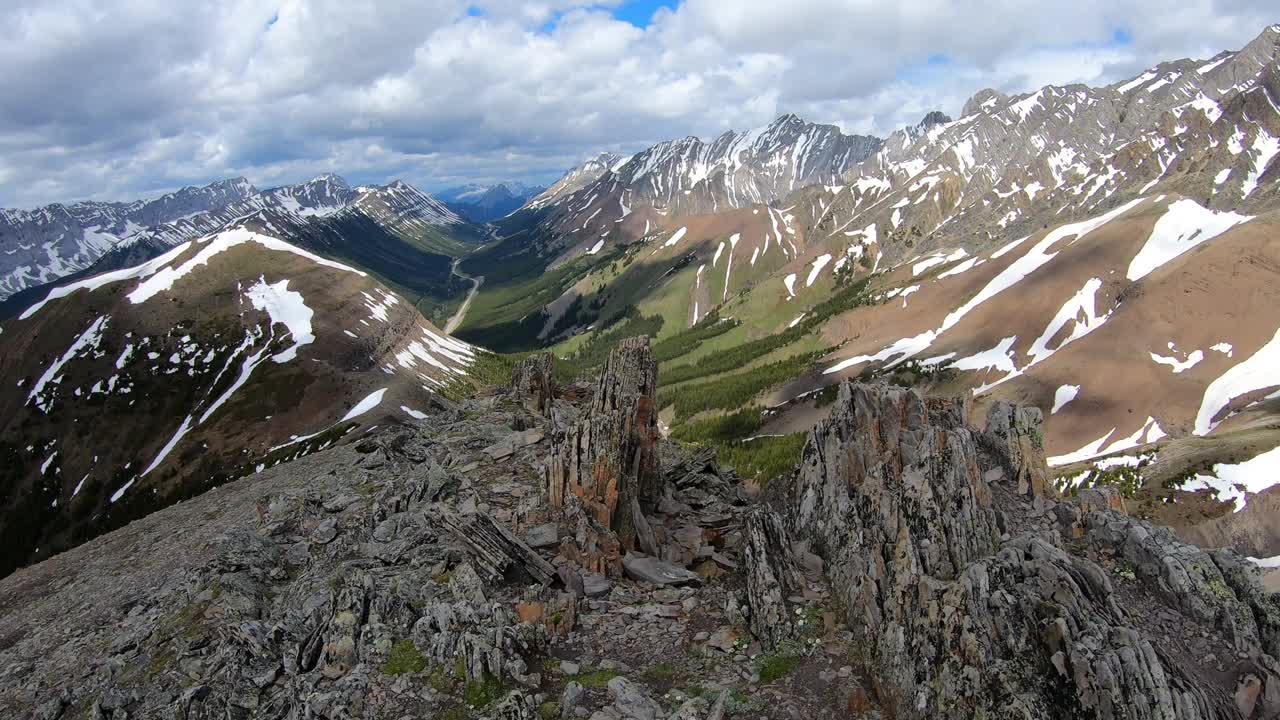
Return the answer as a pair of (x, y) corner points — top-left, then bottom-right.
(1182, 445), (1280, 512)
(806, 254), (832, 287)
(1052, 385), (1080, 414)
(341, 388), (388, 422)
(244, 277), (314, 363)
(400, 406), (429, 420)
(662, 227), (688, 248)
(1126, 199), (1252, 281)
(1048, 416), (1164, 466)
(951, 336), (1018, 373)
(1242, 130), (1279, 198)
(1195, 326), (1280, 435)
(1150, 349), (1204, 373)
(1116, 70), (1158, 94)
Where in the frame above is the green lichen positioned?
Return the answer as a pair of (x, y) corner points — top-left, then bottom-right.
(577, 668), (622, 688)
(1207, 578), (1234, 599)
(382, 640), (427, 675)
(756, 654), (801, 684)
(462, 673), (506, 708)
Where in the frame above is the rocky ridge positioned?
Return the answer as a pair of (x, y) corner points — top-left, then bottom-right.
(771, 382), (1280, 718)
(791, 24), (1280, 269)
(0, 340), (1274, 719)
(0, 217), (478, 578)
(0, 175), (476, 305)
(512, 115), (881, 261)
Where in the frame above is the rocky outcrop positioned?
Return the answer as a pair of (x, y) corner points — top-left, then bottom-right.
(780, 381), (1280, 720)
(547, 337), (661, 550)
(410, 599), (545, 686)
(741, 509), (804, 649)
(979, 399), (1052, 497)
(509, 353), (556, 415)
(0, 341), (863, 720)
(440, 512), (558, 586)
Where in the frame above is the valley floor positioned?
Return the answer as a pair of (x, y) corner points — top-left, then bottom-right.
(445, 256), (485, 334)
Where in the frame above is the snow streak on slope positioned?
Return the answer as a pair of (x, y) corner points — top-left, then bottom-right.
(825, 199), (1144, 376)
(28, 316), (109, 412)
(941, 198), (1143, 334)
(128, 229), (365, 305)
(1195, 326), (1280, 435)
(1182, 445), (1280, 512)
(341, 388), (388, 422)
(1126, 200), (1251, 281)
(21, 228), (365, 319)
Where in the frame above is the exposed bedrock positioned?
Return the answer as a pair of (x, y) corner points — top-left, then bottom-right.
(777, 381), (1280, 719)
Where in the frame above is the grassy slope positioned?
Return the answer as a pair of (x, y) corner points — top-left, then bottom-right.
(455, 212), (884, 486)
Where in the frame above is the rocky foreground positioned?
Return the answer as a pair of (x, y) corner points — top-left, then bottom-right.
(0, 339), (1276, 719)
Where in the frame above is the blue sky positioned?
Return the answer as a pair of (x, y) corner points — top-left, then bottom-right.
(0, 0), (1275, 207)
(521, 1), (677, 33)
(609, 0), (678, 27)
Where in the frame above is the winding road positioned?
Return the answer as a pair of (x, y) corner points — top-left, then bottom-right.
(444, 257), (484, 334)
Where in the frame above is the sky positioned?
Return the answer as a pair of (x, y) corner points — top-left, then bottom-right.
(0, 0), (1276, 208)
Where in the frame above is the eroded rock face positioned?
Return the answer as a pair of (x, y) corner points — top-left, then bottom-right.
(547, 337), (661, 550)
(781, 381), (1280, 720)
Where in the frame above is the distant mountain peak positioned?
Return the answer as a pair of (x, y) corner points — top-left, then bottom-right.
(770, 112), (804, 127)
(961, 89), (1008, 117)
(918, 110), (952, 127)
(902, 110), (954, 143)
(525, 112), (883, 227)
(437, 181), (546, 222)
(306, 173), (351, 189)
(209, 176), (255, 191)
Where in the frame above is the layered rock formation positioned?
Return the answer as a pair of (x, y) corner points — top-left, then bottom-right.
(507, 353), (556, 415)
(546, 337), (661, 549)
(774, 381), (1280, 719)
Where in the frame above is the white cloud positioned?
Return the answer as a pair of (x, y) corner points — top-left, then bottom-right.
(0, 0), (1275, 207)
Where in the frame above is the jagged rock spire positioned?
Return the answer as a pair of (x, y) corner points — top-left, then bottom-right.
(546, 337), (661, 552)
(508, 352), (556, 415)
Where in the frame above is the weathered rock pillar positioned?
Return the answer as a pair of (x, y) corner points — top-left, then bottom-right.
(508, 353), (556, 415)
(546, 337), (661, 550)
(979, 399), (1051, 497)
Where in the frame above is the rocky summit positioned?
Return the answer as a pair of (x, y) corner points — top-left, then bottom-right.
(1, 338), (1274, 720)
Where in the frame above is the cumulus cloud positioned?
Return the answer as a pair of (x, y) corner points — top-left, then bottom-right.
(0, 0), (1275, 207)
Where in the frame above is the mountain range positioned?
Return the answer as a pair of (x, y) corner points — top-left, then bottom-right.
(0, 174), (480, 312)
(2, 22), (1280, 720)
(452, 25), (1280, 561)
(437, 182), (546, 222)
